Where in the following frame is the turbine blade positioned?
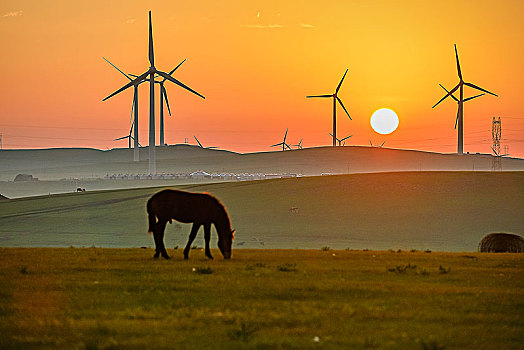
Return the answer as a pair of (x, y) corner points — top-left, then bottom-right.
(270, 142), (282, 147)
(341, 134), (353, 141)
(113, 135), (129, 141)
(129, 95), (135, 124)
(306, 94), (332, 98)
(432, 84), (460, 108)
(381, 141), (385, 147)
(439, 84), (459, 102)
(103, 57), (132, 81)
(162, 86), (172, 116)
(194, 136), (203, 148)
(454, 104), (462, 129)
(463, 82), (498, 97)
(369, 140), (373, 146)
(167, 59), (186, 76)
(157, 71), (205, 99)
(454, 44), (462, 80)
(491, 146), (498, 155)
(336, 69), (349, 93)
(336, 96), (351, 120)
(283, 128), (288, 142)
(149, 11), (154, 66)
(463, 93), (485, 102)
(103, 71), (149, 101)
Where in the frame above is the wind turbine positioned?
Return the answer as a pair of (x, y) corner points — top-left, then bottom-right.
(103, 57), (143, 161)
(329, 133), (352, 146)
(158, 59), (185, 146)
(103, 11), (205, 174)
(113, 120), (143, 148)
(369, 140), (385, 148)
(270, 128), (292, 151)
(432, 44), (498, 155)
(307, 69), (352, 146)
(194, 136), (217, 149)
(293, 138), (303, 149)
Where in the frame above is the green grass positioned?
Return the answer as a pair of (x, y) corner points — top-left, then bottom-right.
(0, 248), (523, 349)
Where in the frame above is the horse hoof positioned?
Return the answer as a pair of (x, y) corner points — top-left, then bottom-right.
(153, 254), (159, 259)
(206, 254), (214, 260)
(162, 255), (170, 260)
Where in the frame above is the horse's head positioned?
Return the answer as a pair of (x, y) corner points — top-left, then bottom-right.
(218, 228), (235, 259)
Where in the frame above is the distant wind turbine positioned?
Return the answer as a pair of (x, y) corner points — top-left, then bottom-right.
(103, 57), (143, 161)
(103, 11), (205, 174)
(329, 133), (352, 146)
(113, 120), (143, 148)
(432, 44), (498, 155)
(194, 136), (217, 149)
(307, 69), (352, 147)
(292, 138), (303, 149)
(270, 128), (292, 151)
(369, 140), (385, 148)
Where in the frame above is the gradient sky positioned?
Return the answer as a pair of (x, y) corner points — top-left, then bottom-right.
(1, 0), (523, 156)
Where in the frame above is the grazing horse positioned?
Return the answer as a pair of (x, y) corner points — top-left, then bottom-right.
(147, 189), (235, 260)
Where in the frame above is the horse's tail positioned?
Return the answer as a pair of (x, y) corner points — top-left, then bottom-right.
(146, 197), (156, 234)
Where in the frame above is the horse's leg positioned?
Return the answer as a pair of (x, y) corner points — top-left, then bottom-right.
(204, 223), (213, 260)
(183, 223), (201, 260)
(156, 219), (170, 259)
(152, 222), (161, 259)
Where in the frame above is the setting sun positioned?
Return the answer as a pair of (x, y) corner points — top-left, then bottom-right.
(370, 108), (399, 135)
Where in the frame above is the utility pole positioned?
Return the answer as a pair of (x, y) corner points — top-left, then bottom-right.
(491, 116), (502, 171)
(0, 133), (2, 150)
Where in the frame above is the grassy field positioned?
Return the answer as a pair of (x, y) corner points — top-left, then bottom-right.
(0, 248), (522, 349)
(1, 172), (523, 251)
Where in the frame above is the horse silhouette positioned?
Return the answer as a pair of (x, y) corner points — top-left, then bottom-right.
(147, 189), (235, 260)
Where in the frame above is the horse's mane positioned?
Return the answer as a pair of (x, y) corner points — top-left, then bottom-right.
(203, 192), (231, 229)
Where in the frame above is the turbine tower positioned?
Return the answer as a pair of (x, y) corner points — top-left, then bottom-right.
(103, 11), (205, 174)
(307, 69), (352, 147)
(432, 45), (497, 155)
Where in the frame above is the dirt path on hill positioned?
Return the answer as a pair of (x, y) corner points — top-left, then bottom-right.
(0, 194), (151, 220)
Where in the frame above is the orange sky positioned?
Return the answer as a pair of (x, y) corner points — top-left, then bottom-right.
(0, 0), (523, 157)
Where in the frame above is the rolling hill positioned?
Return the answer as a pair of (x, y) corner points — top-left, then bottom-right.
(0, 145), (523, 182)
(0, 171), (522, 252)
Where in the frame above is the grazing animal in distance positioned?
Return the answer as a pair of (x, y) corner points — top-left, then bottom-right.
(147, 189), (235, 260)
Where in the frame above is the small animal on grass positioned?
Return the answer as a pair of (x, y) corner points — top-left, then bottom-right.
(147, 189), (235, 260)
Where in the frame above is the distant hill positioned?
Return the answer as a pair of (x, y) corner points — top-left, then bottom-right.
(0, 172), (522, 252)
(0, 145), (523, 181)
